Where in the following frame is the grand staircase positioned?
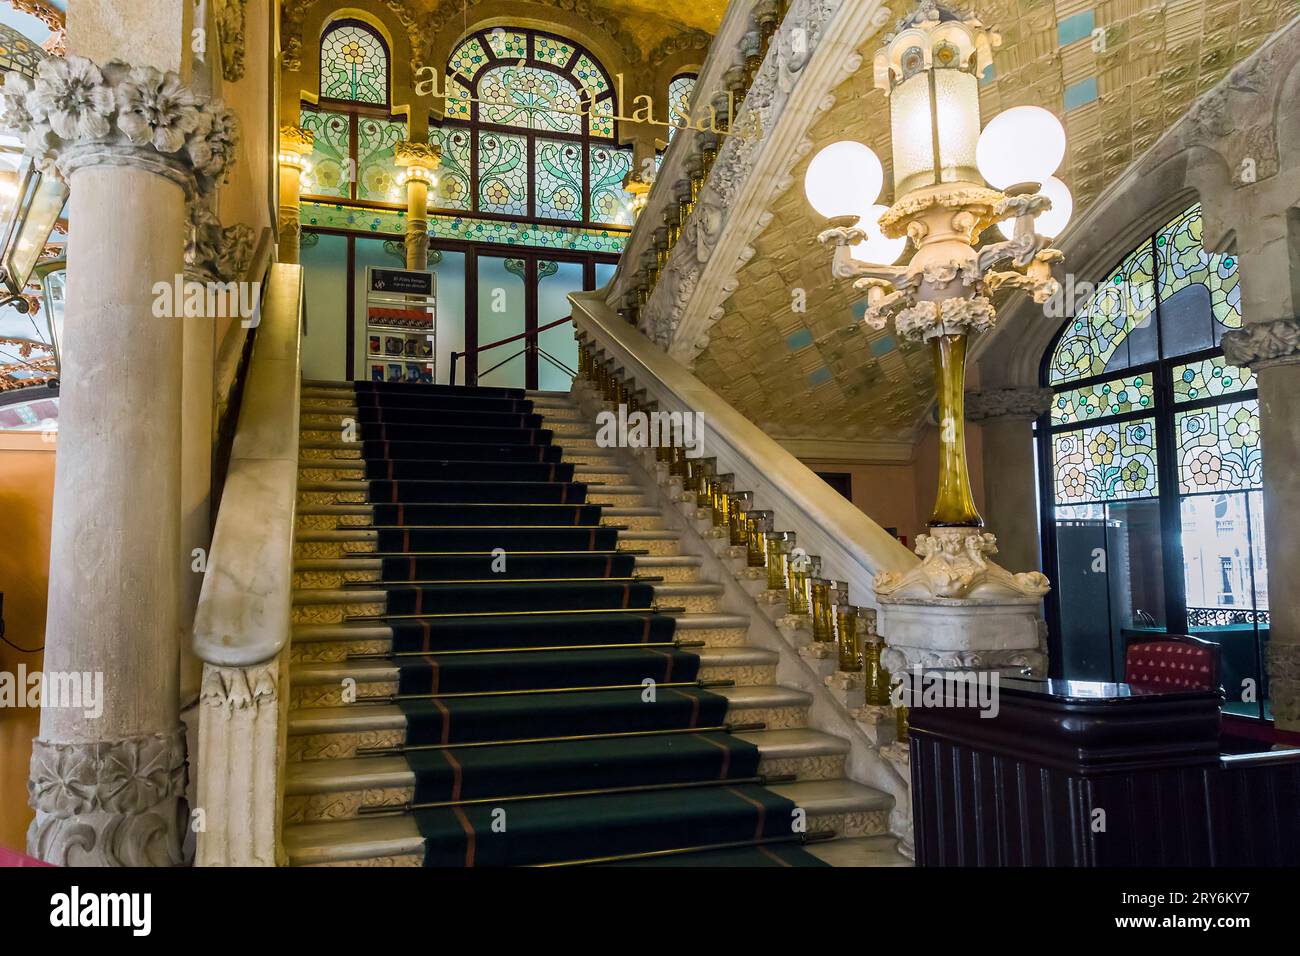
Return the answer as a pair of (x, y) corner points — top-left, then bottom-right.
(281, 378), (904, 866)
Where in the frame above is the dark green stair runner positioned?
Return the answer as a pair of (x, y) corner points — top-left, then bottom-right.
(339, 381), (824, 867)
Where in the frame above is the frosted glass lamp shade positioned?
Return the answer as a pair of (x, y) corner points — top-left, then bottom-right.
(976, 106), (1066, 189)
(804, 141), (883, 220)
(999, 176), (1074, 239)
(849, 205), (907, 265)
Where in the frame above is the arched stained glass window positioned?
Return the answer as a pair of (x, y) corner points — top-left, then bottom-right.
(302, 21), (404, 203)
(666, 73), (697, 144)
(320, 21), (389, 105)
(433, 28), (634, 226)
(1039, 202), (1267, 719)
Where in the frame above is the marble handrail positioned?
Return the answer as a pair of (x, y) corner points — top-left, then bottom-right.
(570, 288), (918, 608)
(193, 262), (303, 667)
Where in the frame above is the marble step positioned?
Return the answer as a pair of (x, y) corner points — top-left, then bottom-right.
(283, 777), (892, 866)
(293, 479), (649, 509)
(286, 682), (813, 765)
(293, 503), (665, 533)
(803, 834), (911, 867)
(293, 527), (683, 560)
(296, 440), (622, 467)
(288, 580), (725, 627)
(291, 553), (704, 590)
(288, 643), (777, 707)
(283, 727), (851, 824)
(290, 609), (752, 665)
(296, 458), (631, 482)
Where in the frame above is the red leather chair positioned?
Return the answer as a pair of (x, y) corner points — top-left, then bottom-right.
(1124, 634), (1220, 693)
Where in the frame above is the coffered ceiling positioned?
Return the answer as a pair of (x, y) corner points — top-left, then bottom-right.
(691, 0), (1295, 447)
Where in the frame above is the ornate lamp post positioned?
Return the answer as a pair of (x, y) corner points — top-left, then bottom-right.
(807, 1), (1065, 602)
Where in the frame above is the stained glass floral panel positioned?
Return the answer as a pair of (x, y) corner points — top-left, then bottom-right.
(444, 76), (472, 120)
(356, 116), (406, 202)
(484, 29), (529, 61)
(667, 74), (696, 142)
(1053, 418), (1159, 505)
(449, 37), (490, 81)
(299, 109), (352, 198)
(1155, 204), (1242, 332)
(534, 139), (583, 221)
(430, 127), (471, 211)
(1173, 354), (1256, 404)
(1047, 240), (1156, 384)
(477, 131), (528, 218)
(1175, 399), (1262, 494)
(590, 98), (614, 138)
(589, 144), (633, 225)
(1051, 373), (1154, 426)
(321, 24), (387, 104)
(479, 66), (582, 134)
(572, 53), (609, 95)
(534, 34), (575, 68)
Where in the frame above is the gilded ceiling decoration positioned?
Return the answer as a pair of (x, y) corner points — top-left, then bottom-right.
(691, 0), (1296, 446)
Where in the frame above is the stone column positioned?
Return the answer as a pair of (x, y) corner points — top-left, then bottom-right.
(277, 125), (313, 264)
(393, 141), (441, 272)
(1, 55), (241, 865)
(965, 387), (1053, 575)
(1225, 321), (1300, 730)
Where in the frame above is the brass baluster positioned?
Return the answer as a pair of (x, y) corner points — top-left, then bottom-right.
(746, 510), (772, 568)
(837, 604), (862, 673)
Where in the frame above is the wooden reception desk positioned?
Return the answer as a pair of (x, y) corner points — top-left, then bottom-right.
(908, 676), (1300, 866)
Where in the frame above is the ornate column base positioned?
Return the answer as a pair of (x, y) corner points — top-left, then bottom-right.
(875, 527), (1050, 677)
(28, 728), (188, 867)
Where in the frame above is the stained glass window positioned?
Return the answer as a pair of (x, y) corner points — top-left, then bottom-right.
(477, 132), (528, 218)
(1040, 202), (1269, 719)
(589, 144), (634, 226)
(321, 22), (388, 105)
(356, 116), (406, 201)
(1051, 373), (1154, 426)
(430, 127), (472, 211)
(1173, 354), (1256, 404)
(299, 109), (353, 199)
(1053, 419), (1158, 505)
(667, 74), (697, 143)
(429, 27), (623, 225)
(1175, 400), (1262, 494)
(479, 65), (583, 134)
(535, 139), (584, 221)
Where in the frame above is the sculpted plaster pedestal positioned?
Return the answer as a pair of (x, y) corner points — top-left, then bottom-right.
(874, 526), (1050, 677)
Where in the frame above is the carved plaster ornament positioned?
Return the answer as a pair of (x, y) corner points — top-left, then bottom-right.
(874, 528), (1051, 601)
(1222, 318), (1300, 369)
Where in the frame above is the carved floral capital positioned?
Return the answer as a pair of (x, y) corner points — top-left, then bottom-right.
(0, 55), (238, 195)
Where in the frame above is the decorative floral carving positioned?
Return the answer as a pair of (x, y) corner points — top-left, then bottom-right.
(200, 661), (279, 713)
(214, 0), (247, 82)
(1, 56), (239, 194)
(27, 729), (187, 866)
(1222, 317), (1300, 369)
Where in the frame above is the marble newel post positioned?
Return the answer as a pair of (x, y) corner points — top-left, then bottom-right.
(1, 55), (241, 864)
(965, 387), (1053, 576)
(393, 141), (441, 272)
(277, 125), (313, 264)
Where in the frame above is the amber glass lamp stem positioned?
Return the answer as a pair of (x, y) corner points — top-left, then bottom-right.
(929, 333), (983, 528)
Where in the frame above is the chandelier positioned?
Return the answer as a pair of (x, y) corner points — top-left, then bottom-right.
(806, 1), (1061, 599)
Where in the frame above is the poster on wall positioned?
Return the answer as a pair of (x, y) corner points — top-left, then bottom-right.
(364, 267), (436, 384)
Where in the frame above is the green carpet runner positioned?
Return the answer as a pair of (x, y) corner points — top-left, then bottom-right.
(345, 381), (826, 866)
